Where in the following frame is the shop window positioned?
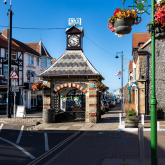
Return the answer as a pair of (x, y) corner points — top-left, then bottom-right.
(41, 58), (51, 67)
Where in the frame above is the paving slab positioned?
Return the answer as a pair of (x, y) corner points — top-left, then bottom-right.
(73, 123), (84, 126)
(36, 124), (52, 130)
(57, 126), (70, 130)
(67, 126), (82, 130)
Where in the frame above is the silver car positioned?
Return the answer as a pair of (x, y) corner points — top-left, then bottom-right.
(111, 99), (116, 107)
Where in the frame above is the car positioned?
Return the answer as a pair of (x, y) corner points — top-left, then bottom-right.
(105, 99), (113, 108)
(103, 101), (110, 112)
(111, 99), (116, 107)
(101, 100), (105, 115)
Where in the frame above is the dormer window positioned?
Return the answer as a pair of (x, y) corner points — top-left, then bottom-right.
(28, 55), (34, 64)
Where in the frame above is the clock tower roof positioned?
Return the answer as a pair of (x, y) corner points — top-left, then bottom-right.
(66, 26), (84, 37)
(38, 50), (104, 80)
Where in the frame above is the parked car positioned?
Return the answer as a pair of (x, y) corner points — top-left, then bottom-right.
(103, 101), (110, 112)
(111, 99), (116, 107)
(105, 99), (113, 108)
(101, 100), (105, 115)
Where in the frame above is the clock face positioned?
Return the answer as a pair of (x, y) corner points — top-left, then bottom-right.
(68, 35), (79, 46)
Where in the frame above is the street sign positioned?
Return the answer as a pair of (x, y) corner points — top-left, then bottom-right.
(11, 86), (19, 92)
(68, 18), (81, 26)
(9, 70), (19, 79)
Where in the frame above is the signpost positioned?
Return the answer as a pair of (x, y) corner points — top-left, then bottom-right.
(9, 70), (19, 118)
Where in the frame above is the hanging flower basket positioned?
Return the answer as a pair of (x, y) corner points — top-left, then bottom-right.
(114, 18), (134, 34)
(95, 82), (106, 92)
(147, 1), (165, 37)
(107, 8), (141, 37)
(32, 82), (46, 91)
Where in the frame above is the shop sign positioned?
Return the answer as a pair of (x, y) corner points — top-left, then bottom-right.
(62, 97), (67, 102)
(73, 97), (79, 102)
(16, 106), (26, 117)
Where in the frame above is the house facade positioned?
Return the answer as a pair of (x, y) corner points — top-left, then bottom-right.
(0, 29), (53, 110)
(0, 29), (24, 110)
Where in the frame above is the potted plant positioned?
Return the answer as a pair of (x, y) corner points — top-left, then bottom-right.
(124, 109), (139, 128)
(157, 108), (164, 119)
(32, 82), (46, 91)
(147, 0), (165, 37)
(107, 8), (141, 37)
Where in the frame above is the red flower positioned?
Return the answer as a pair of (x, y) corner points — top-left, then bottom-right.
(111, 29), (115, 32)
(113, 8), (119, 16)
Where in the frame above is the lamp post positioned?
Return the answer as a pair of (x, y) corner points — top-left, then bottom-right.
(150, 0), (157, 164)
(115, 51), (123, 118)
(5, 0), (12, 118)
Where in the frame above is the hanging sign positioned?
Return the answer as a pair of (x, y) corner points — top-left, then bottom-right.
(11, 86), (19, 92)
(62, 97), (67, 102)
(73, 97), (79, 102)
(68, 18), (81, 26)
(9, 70), (19, 79)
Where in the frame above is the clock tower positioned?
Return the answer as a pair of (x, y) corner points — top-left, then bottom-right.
(66, 26), (84, 51)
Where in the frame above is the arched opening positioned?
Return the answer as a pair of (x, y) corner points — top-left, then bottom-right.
(55, 87), (86, 122)
(66, 89), (86, 112)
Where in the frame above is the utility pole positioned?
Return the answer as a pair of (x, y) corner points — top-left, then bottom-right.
(6, 0), (12, 118)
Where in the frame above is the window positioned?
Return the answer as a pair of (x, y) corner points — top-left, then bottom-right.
(6, 50), (17, 59)
(28, 55), (34, 64)
(41, 58), (51, 67)
(36, 58), (39, 66)
(27, 75), (34, 83)
(27, 70), (36, 83)
(3, 67), (8, 79)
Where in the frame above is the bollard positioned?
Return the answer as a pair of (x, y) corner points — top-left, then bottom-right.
(138, 125), (144, 165)
(141, 114), (144, 126)
(157, 121), (160, 131)
(119, 113), (121, 125)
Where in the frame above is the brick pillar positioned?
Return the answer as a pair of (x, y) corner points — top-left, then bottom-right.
(88, 81), (98, 123)
(43, 81), (51, 110)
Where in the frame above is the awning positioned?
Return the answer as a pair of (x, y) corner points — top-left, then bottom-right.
(26, 71), (37, 77)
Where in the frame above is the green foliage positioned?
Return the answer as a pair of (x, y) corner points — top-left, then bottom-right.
(126, 109), (136, 116)
(157, 108), (164, 114)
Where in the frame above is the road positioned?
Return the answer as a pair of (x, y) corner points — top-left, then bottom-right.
(0, 123), (83, 165)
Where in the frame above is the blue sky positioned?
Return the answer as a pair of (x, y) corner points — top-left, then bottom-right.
(0, 0), (152, 93)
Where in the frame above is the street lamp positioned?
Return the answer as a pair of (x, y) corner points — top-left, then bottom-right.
(5, 0), (13, 118)
(115, 51), (123, 118)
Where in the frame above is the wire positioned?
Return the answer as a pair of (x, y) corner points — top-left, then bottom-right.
(0, 25), (65, 30)
(0, 25), (116, 57)
(84, 35), (116, 56)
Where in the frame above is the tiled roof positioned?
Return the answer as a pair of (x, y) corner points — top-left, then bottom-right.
(12, 38), (39, 56)
(132, 33), (151, 48)
(25, 42), (51, 57)
(39, 50), (104, 79)
(129, 60), (133, 73)
(0, 33), (24, 51)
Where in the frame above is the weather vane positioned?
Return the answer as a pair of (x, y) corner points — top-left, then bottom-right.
(128, 0), (151, 18)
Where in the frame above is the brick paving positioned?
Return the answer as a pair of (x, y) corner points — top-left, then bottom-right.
(44, 106), (165, 165)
